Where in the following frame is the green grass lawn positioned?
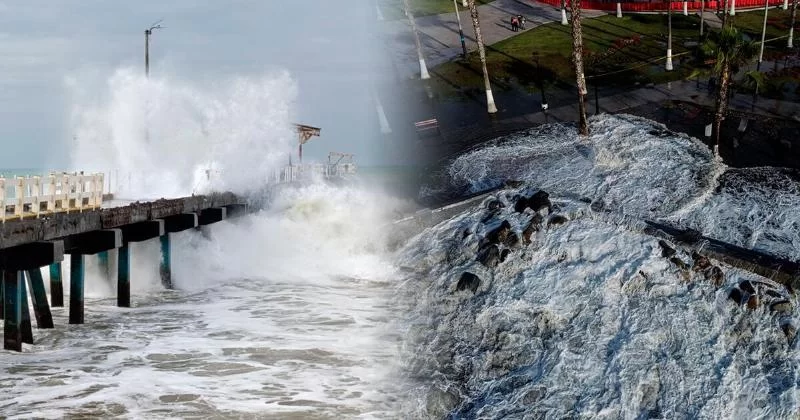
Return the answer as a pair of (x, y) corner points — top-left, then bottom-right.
(427, 9), (800, 99)
(379, 0), (493, 21)
(429, 14), (704, 95)
(732, 8), (792, 40)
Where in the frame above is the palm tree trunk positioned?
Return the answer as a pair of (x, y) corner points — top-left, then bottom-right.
(790, 0), (798, 47)
(402, 0), (430, 79)
(468, 0), (497, 113)
(721, 0), (730, 29)
(713, 61), (732, 156)
(569, 0), (589, 135)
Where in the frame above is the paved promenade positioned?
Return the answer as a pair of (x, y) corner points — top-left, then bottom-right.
(380, 0), (605, 79)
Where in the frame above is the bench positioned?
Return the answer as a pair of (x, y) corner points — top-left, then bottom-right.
(414, 118), (440, 137)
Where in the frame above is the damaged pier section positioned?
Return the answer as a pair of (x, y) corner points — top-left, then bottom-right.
(0, 193), (246, 351)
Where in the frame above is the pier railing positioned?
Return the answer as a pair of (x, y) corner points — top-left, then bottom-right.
(272, 163), (357, 183)
(0, 173), (104, 222)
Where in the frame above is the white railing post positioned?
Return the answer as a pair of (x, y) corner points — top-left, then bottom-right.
(14, 177), (24, 218)
(47, 175), (56, 212)
(77, 174), (85, 212)
(96, 173), (104, 207)
(63, 174), (71, 214)
(32, 176), (41, 218)
(0, 177), (5, 223)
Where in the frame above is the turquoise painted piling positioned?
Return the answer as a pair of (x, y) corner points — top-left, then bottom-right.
(20, 277), (33, 344)
(3, 271), (22, 351)
(0, 271), (4, 320)
(69, 254), (85, 324)
(98, 251), (110, 280)
(49, 263), (63, 307)
(160, 234), (173, 289)
(26, 268), (54, 329)
(118, 244), (130, 307)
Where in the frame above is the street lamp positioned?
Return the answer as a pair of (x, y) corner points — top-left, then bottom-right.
(453, 0), (468, 59)
(666, 0), (673, 71)
(145, 20), (164, 78)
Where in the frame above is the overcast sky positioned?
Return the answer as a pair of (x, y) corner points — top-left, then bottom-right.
(0, 0), (404, 170)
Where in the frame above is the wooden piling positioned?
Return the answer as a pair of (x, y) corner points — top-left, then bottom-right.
(118, 244), (130, 308)
(26, 268), (54, 329)
(49, 263), (64, 307)
(69, 254), (85, 324)
(3, 271), (22, 351)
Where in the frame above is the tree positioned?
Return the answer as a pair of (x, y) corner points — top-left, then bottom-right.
(402, 0), (430, 79)
(704, 27), (760, 156)
(467, 0), (497, 113)
(569, 0), (589, 135)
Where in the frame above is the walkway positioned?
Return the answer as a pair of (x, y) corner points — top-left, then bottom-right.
(380, 0), (605, 79)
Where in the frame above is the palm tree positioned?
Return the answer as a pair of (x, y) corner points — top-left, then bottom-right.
(402, 0), (430, 79)
(721, 0), (731, 29)
(789, 0), (798, 48)
(467, 0), (498, 113)
(569, 0), (589, 135)
(704, 27), (760, 156)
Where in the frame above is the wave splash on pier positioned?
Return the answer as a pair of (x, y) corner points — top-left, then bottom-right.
(0, 180), (414, 418)
(396, 114), (800, 418)
(67, 67), (297, 199)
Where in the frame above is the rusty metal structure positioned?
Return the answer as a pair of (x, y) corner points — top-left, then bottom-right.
(294, 124), (321, 163)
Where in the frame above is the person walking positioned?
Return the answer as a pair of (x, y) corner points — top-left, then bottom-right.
(511, 16), (518, 32)
(518, 15), (526, 30)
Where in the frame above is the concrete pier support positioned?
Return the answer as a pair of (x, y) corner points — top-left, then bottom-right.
(117, 244), (130, 307)
(616, 3), (622, 17)
(20, 278), (33, 344)
(97, 251), (110, 280)
(69, 254), (85, 324)
(3, 271), (23, 351)
(160, 234), (172, 289)
(26, 268), (54, 328)
(49, 263), (63, 307)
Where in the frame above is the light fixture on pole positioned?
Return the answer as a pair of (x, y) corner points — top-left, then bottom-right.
(145, 20), (164, 78)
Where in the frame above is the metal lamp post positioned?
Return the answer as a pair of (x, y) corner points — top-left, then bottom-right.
(666, 0), (673, 71)
(453, 0), (468, 58)
(145, 20), (163, 78)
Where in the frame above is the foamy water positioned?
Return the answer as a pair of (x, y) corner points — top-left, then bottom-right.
(436, 114), (800, 260)
(0, 67), (418, 418)
(0, 183), (413, 419)
(394, 115), (800, 418)
(397, 193), (799, 418)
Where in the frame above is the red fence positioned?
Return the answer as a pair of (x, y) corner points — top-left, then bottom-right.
(532, 0), (784, 12)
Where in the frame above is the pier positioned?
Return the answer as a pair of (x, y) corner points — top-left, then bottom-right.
(0, 159), (356, 352)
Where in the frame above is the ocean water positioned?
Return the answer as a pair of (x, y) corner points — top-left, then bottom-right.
(396, 114), (800, 418)
(3, 81), (800, 420)
(0, 69), (418, 419)
(1, 182), (416, 419)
